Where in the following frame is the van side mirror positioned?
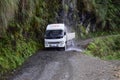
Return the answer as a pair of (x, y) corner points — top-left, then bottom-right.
(44, 35), (46, 38)
(64, 32), (66, 35)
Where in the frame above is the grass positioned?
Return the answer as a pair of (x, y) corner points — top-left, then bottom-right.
(84, 34), (120, 60)
(0, 36), (43, 79)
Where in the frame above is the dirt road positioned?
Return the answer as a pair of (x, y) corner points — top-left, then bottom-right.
(10, 49), (119, 80)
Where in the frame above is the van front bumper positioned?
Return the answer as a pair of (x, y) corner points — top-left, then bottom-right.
(45, 42), (65, 48)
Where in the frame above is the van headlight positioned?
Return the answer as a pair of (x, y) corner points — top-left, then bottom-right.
(45, 42), (48, 44)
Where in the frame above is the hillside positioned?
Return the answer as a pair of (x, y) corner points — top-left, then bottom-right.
(0, 0), (120, 79)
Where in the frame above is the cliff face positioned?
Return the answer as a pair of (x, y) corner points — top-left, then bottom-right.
(0, 0), (119, 37)
(0, 0), (61, 37)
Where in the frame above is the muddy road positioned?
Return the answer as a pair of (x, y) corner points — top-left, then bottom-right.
(10, 49), (119, 80)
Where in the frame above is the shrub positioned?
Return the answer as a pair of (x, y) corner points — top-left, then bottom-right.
(0, 37), (42, 77)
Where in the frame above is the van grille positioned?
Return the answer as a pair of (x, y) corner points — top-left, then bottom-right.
(48, 42), (60, 44)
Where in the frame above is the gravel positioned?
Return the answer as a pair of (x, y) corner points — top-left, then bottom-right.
(10, 50), (119, 80)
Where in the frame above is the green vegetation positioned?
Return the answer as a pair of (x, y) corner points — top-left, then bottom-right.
(84, 35), (120, 60)
(77, 0), (120, 35)
(77, 0), (120, 60)
(0, 0), (61, 78)
(0, 0), (120, 79)
(0, 37), (41, 73)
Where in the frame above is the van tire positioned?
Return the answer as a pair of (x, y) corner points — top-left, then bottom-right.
(63, 47), (66, 51)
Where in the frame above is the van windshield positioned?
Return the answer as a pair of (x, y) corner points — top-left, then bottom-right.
(45, 30), (63, 39)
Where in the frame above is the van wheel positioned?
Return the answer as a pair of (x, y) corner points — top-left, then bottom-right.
(62, 47), (65, 51)
(63, 47), (66, 51)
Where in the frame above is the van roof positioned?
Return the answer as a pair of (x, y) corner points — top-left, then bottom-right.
(46, 23), (65, 30)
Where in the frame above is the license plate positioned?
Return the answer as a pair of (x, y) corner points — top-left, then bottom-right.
(50, 44), (57, 47)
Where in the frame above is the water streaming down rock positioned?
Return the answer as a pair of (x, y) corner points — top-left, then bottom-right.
(62, 0), (77, 27)
(62, 0), (83, 52)
(57, 0), (96, 32)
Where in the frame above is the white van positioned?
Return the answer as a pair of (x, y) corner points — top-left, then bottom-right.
(44, 23), (75, 50)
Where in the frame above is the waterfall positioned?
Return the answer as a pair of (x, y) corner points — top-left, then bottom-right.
(62, 0), (77, 31)
(61, 0), (93, 35)
(61, 0), (82, 52)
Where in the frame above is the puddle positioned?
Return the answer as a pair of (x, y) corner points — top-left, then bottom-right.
(66, 47), (83, 52)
